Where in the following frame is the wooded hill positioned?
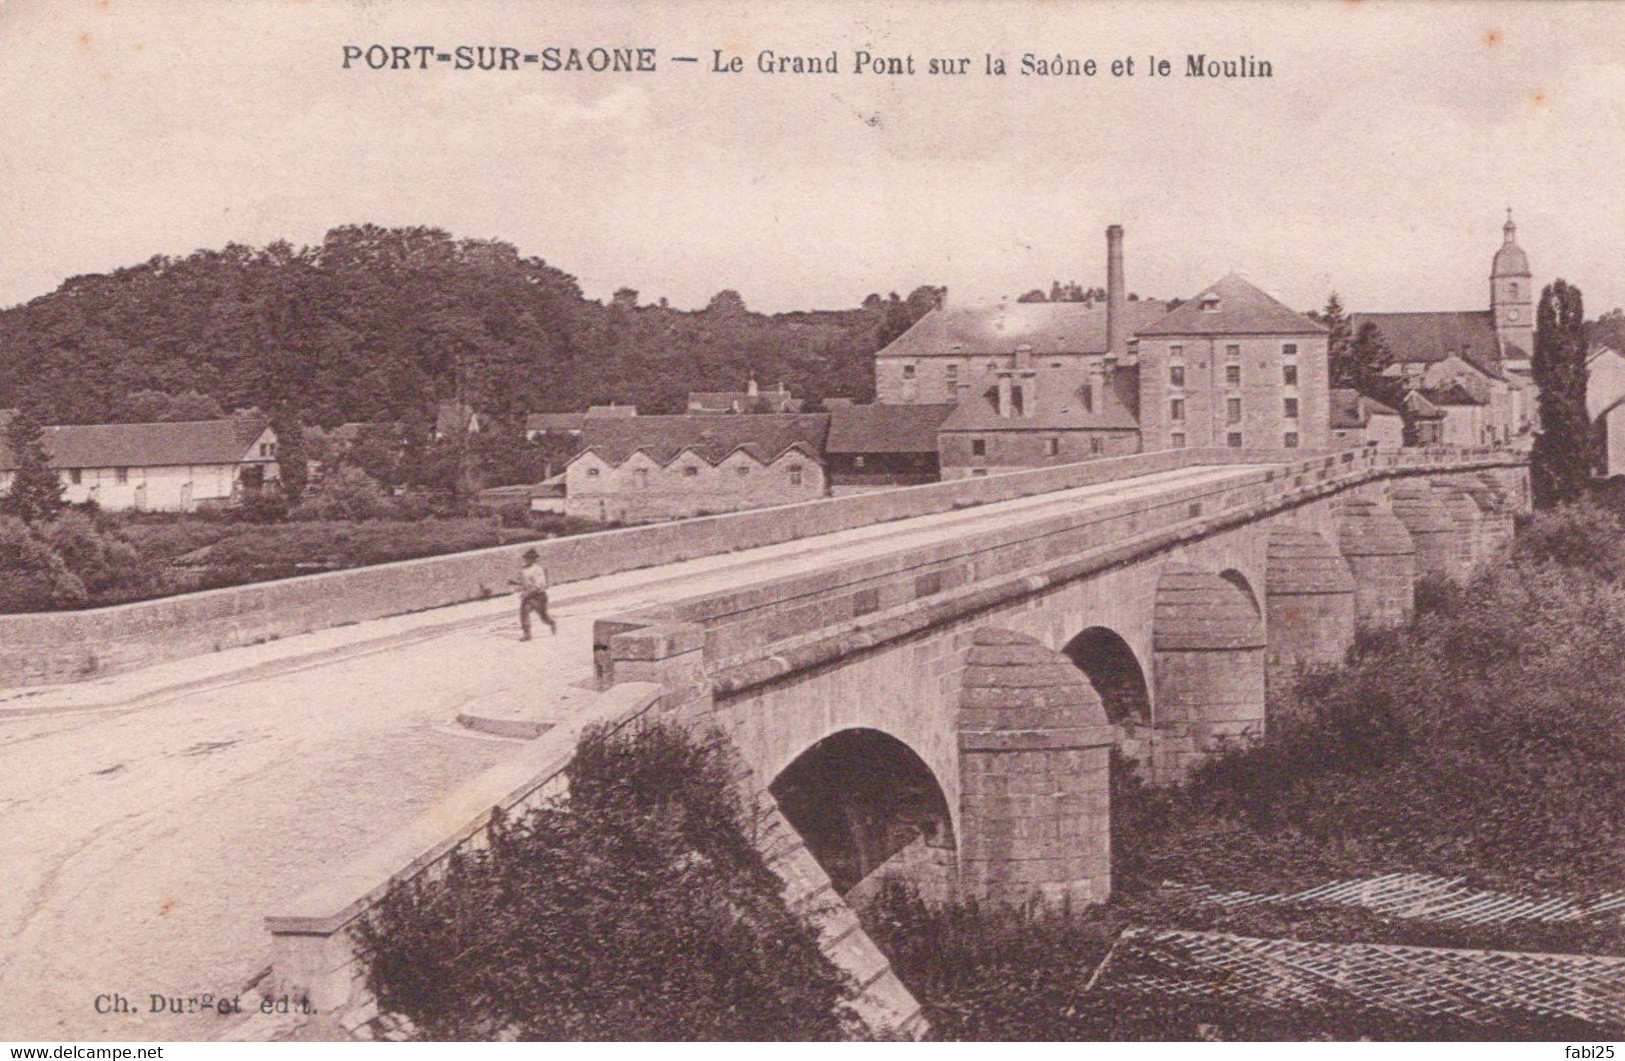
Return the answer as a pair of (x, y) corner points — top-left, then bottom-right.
(0, 225), (945, 428)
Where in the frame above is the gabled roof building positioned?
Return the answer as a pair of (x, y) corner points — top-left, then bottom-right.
(0, 416), (280, 512)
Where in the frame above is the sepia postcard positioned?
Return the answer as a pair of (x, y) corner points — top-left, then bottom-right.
(0, 0), (1622, 1046)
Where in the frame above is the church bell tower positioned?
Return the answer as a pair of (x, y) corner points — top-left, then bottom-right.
(1491, 208), (1534, 373)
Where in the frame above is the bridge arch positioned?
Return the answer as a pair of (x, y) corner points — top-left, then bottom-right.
(1151, 564), (1267, 780)
(1337, 498), (1417, 629)
(768, 726), (955, 899)
(1061, 626), (1151, 726)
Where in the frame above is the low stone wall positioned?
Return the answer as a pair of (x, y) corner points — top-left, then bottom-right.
(0, 447), (1211, 688)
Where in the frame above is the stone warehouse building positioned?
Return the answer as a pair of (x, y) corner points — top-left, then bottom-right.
(0, 416), (280, 513)
(877, 225), (1334, 472)
(563, 413), (830, 523)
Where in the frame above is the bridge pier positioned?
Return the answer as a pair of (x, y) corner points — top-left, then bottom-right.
(1390, 483), (1464, 583)
(1263, 529), (1356, 711)
(957, 629), (1115, 908)
(1150, 566), (1267, 780)
(1336, 499), (1417, 630)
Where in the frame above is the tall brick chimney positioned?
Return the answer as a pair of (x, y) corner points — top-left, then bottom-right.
(1106, 224), (1126, 358)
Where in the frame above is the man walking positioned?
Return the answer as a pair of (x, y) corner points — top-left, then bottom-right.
(515, 548), (558, 640)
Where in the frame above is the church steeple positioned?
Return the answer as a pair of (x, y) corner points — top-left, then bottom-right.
(1491, 208), (1533, 369)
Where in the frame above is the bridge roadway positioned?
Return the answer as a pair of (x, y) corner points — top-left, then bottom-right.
(0, 461), (1273, 1040)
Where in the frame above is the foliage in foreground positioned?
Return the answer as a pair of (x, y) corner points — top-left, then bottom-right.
(354, 721), (859, 1041)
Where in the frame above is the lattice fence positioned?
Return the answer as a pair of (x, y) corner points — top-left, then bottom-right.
(1093, 927), (1625, 1030)
(1166, 873), (1625, 927)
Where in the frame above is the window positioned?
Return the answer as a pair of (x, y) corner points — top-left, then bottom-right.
(1283, 398), (1299, 419)
(1170, 365), (1185, 387)
(259, 443), (269, 457)
(1171, 432), (1186, 449)
(1225, 344), (1241, 358)
(70, 469), (82, 485)
(586, 467), (600, 478)
(1509, 283), (1519, 299)
(1170, 344), (1184, 358)
(945, 364), (958, 381)
(902, 364), (916, 379)
(115, 467), (128, 484)
(1201, 295), (1221, 312)
(853, 455), (866, 469)
(1282, 343), (1298, 356)
(971, 469), (988, 478)
(683, 466), (698, 477)
(788, 465), (803, 486)
(634, 468), (648, 488)
(1284, 431), (1300, 449)
(1170, 399), (1186, 422)
(1089, 437), (1103, 455)
(1045, 438), (1060, 457)
(1227, 432), (1243, 448)
(1227, 397), (1242, 423)
(1051, 361), (1063, 370)
(736, 465), (749, 477)
(1080, 384), (1093, 412)
(1225, 364), (1242, 386)
(1283, 364), (1299, 386)
(971, 438), (986, 456)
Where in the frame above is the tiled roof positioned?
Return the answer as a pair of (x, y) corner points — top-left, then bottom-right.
(524, 413), (587, 433)
(569, 413), (830, 467)
(1420, 382), (1487, 407)
(939, 365), (1141, 432)
(1329, 388), (1401, 429)
(1402, 391), (1446, 420)
(825, 403), (955, 454)
(1140, 274), (1326, 337)
(877, 299), (1170, 358)
(1349, 311), (1505, 380)
(0, 417), (273, 471)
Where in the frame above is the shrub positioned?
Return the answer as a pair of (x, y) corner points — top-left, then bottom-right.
(0, 516), (86, 611)
(355, 721), (860, 1040)
(37, 510), (161, 603)
(290, 466), (391, 521)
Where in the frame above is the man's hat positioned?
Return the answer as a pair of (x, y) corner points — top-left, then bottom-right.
(522, 548), (540, 562)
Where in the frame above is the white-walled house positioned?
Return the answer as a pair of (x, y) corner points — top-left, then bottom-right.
(0, 416), (281, 513)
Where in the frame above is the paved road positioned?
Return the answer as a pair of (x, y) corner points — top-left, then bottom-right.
(0, 464), (1266, 1040)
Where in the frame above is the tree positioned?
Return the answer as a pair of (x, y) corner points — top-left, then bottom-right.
(162, 391), (227, 421)
(1, 407), (64, 523)
(1322, 293), (1355, 387)
(1531, 280), (1592, 507)
(1344, 321), (1397, 398)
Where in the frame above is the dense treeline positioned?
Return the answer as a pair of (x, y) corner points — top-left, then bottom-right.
(0, 226), (941, 427)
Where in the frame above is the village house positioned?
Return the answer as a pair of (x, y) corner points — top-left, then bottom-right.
(1588, 344), (1625, 478)
(431, 400), (488, 441)
(1329, 388), (1404, 451)
(562, 413), (830, 523)
(687, 380), (804, 414)
(0, 415), (280, 513)
(824, 403), (954, 493)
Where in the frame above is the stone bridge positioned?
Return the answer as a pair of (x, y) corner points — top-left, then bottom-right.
(249, 446), (1526, 1038)
(592, 448), (1527, 919)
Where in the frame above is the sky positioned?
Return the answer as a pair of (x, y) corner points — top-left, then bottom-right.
(2, 0), (1624, 318)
